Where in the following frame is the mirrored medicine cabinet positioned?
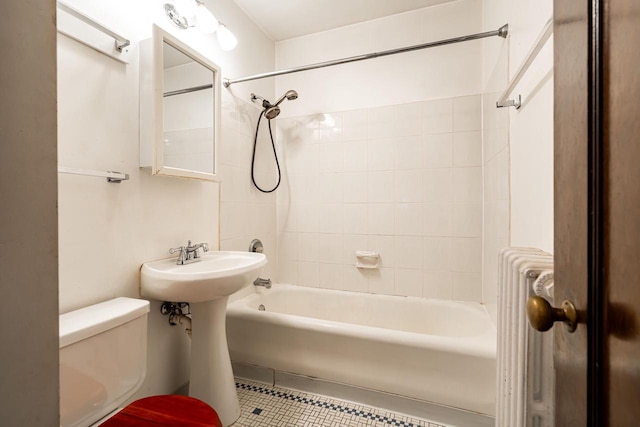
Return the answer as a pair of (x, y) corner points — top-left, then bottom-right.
(140, 25), (221, 181)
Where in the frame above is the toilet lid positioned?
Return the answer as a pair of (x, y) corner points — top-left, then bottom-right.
(99, 395), (222, 427)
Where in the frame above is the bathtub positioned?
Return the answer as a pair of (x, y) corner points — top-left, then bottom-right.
(226, 284), (496, 419)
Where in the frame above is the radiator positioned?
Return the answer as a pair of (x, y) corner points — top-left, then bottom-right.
(497, 247), (554, 427)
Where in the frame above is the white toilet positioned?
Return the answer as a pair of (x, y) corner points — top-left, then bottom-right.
(59, 297), (222, 427)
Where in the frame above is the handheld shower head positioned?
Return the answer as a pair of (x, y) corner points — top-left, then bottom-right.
(264, 105), (281, 120)
(251, 90), (298, 120)
(274, 89), (299, 106)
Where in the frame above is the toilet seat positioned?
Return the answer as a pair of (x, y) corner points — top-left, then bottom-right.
(99, 395), (223, 427)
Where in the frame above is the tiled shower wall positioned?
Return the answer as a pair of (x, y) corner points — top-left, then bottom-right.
(219, 94), (278, 280)
(275, 95), (483, 302)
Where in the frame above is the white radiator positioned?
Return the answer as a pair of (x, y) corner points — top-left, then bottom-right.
(497, 248), (555, 427)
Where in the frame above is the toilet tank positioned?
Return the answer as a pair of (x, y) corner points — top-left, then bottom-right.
(59, 297), (150, 427)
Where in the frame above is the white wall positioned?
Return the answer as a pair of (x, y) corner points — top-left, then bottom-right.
(0, 1), (59, 425)
(57, 0), (275, 399)
(273, 0), (487, 302)
(482, 0), (554, 321)
(276, 0), (483, 118)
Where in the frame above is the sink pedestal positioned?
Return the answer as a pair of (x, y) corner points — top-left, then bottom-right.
(189, 297), (239, 426)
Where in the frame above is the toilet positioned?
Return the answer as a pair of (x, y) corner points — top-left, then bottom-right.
(59, 297), (222, 427)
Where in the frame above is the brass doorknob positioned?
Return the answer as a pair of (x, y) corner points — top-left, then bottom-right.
(526, 296), (577, 333)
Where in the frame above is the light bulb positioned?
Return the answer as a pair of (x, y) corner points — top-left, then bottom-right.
(196, 3), (218, 34)
(174, 0), (197, 18)
(217, 23), (237, 51)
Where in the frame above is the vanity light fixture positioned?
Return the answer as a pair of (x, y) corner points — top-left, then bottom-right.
(195, 1), (219, 34)
(164, 0), (236, 50)
(216, 23), (238, 51)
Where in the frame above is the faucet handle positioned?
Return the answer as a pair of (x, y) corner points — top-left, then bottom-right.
(169, 246), (185, 255)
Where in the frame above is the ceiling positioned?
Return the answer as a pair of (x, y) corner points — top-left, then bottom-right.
(232, 0), (456, 42)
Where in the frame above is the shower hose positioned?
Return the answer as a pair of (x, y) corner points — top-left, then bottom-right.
(251, 110), (281, 193)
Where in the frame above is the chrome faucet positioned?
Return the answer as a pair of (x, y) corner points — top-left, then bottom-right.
(254, 277), (272, 289)
(169, 240), (209, 265)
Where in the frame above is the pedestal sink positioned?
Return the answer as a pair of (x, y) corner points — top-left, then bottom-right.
(140, 251), (267, 426)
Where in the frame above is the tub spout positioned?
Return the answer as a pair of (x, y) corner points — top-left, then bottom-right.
(254, 277), (272, 289)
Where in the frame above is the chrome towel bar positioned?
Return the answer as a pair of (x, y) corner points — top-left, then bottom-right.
(496, 17), (553, 109)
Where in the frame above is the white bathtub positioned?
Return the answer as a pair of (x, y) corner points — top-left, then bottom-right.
(226, 284), (496, 418)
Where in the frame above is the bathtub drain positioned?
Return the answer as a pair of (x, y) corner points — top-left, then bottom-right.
(258, 304), (266, 311)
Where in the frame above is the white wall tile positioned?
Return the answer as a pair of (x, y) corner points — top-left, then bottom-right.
(452, 237), (482, 273)
(394, 236), (422, 269)
(368, 267), (395, 294)
(319, 263), (345, 289)
(423, 133), (453, 168)
(368, 171), (395, 202)
(367, 203), (395, 235)
(453, 95), (481, 132)
(453, 131), (482, 167)
(292, 174), (320, 203)
(395, 269), (423, 297)
(317, 203), (344, 233)
(317, 233), (344, 264)
(317, 173), (344, 203)
(367, 138), (395, 171)
(297, 232), (319, 262)
(368, 234), (395, 268)
(423, 236), (453, 271)
(318, 143), (344, 173)
(342, 234), (369, 265)
(395, 203), (422, 236)
(422, 202), (453, 236)
(298, 204), (320, 232)
(423, 168), (453, 202)
(318, 113), (343, 143)
(422, 98), (453, 134)
(394, 136), (423, 170)
(298, 261), (319, 287)
(422, 271), (453, 299)
(342, 109), (368, 141)
(277, 204), (298, 232)
(393, 102), (423, 136)
(343, 204), (368, 235)
(343, 172), (368, 203)
(367, 106), (395, 139)
(453, 272), (482, 302)
(395, 169), (423, 203)
(278, 259), (298, 285)
(453, 202), (482, 237)
(453, 167), (482, 202)
(343, 141), (368, 172)
(279, 232), (298, 261)
(343, 266), (369, 292)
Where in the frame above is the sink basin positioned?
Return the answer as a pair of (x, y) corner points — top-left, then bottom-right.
(140, 251), (267, 303)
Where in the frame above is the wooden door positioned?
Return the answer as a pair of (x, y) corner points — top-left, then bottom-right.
(603, 0), (640, 424)
(554, 1), (589, 423)
(554, 0), (640, 425)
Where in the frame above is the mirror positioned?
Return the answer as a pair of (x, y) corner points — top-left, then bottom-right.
(140, 25), (221, 181)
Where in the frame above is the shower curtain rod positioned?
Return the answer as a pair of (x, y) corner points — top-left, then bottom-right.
(223, 24), (508, 87)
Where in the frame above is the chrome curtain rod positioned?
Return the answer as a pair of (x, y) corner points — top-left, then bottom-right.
(224, 24), (508, 87)
(57, 1), (130, 52)
(164, 84), (213, 98)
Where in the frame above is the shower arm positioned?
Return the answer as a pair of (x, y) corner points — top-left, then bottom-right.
(224, 24), (508, 87)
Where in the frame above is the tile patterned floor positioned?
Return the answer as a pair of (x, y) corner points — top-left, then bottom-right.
(234, 379), (445, 427)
